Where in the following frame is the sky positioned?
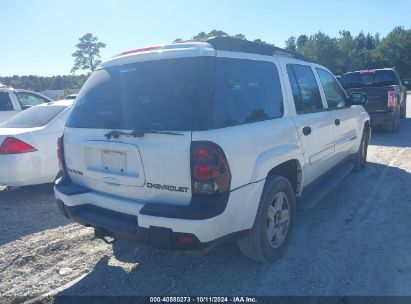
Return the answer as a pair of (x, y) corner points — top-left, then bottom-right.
(1, 0), (410, 76)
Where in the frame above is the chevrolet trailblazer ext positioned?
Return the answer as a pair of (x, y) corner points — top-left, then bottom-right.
(55, 37), (370, 262)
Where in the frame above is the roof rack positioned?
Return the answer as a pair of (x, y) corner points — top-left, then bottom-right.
(206, 36), (310, 61)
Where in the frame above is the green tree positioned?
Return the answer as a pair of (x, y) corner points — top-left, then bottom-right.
(71, 33), (106, 74)
(298, 32), (339, 73)
(285, 36), (297, 51)
(374, 26), (411, 78)
(235, 34), (246, 40)
(175, 30), (270, 45)
(207, 30), (228, 38)
(296, 35), (308, 49)
(192, 31), (208, 40)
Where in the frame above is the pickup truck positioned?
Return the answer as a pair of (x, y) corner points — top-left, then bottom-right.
(0, 86), (52, 123)
(341, 68), (407, 132)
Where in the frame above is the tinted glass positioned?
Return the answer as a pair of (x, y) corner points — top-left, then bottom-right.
(341, 70), (399, 89)
(287, 64), (323, 113)
(316, 68), (347, 109)
(65, 95), (77, 100)
(0, 92), (13, 111)
(15, 92), (48, 109)
(67, 57), (211, 131)
(1, 105), (67, 128)
(212, 59), (283, 128)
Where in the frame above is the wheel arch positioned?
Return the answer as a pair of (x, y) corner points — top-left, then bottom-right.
(266, 159), (302, 196)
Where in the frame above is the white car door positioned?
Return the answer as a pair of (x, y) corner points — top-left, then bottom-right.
(0, 91), (19, 122)
(281, 62), (336, 186)
(315, 68), (359, 161)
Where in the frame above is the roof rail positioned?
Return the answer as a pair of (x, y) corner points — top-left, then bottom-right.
(206, 36), (310, 61)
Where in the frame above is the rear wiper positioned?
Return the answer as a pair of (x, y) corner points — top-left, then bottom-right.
(104, 130), (183, 140)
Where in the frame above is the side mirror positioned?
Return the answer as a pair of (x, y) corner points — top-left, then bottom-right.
(402, 80), (409, 85)
(349, 92), (367, 106)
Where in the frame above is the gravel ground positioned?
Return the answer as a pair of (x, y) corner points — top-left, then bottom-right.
(1, 98), (411, 301)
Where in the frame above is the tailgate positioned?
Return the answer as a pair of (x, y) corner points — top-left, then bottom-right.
(64, 128), (192, 206)
(347, 86), (394, 113)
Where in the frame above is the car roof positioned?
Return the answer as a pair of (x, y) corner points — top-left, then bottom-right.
(0, 87), (53, 100)
(101, 36), (312, 69)
(343, 68), (396, 75)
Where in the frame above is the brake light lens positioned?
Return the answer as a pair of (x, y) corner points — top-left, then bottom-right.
(0, 137), (37, 154)
(388, 91), (397, 107)
(116, 46), (161, 57)
(176, 235), (195, 244)
(191, 141), (231, 195)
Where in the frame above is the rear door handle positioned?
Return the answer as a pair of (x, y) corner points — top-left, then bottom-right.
(335, 119), (341, 126)
(303, 126), (311, 136)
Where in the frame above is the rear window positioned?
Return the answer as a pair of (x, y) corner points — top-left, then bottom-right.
(67, 57), (211, 131)
(67, 57), (284, 131)
(0, 105), (67, 128)
(341, 70), (399, 89)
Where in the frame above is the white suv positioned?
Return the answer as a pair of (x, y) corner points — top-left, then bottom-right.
(55, 37), (370, 262)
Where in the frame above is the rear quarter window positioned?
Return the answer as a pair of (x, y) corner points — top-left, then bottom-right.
(212, 58), (283, 128)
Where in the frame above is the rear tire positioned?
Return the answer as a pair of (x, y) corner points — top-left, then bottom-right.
(237, 176), (296, 263)
(386, 114), (399, 133)
(354, 125), (369, 171)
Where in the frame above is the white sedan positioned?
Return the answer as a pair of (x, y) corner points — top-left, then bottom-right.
(0, 100), (72, 188)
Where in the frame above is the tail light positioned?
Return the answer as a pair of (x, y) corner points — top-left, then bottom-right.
(57, 136), (65, 170)
(0, 137), (37, 154)
(176, 235), (195, 244)
(190, 141), (231, 195)
(388, 91), (397, 107)
(115, 46), (161, 57)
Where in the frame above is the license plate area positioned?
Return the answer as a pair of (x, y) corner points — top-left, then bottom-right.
(102, 150), (127, 173)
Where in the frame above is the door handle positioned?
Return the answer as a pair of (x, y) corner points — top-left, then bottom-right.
(303, 126), (311, 136)
(335, 119), (341, 126)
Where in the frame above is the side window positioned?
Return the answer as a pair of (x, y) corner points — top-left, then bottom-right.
(286, 64), (323, 113)
(316, 68), (347, 109)
(15, 92), (48, 109)
(213, 58), (283, 128)
(0, 92), (13, 111)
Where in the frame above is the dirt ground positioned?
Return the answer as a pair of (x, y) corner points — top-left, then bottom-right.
(1, 97), (411, 302)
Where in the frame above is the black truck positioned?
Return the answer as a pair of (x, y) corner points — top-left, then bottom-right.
(341, 68), (407, 132)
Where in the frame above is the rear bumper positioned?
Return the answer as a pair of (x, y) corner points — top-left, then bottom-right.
(368, 111), (397, 126)
(54, 179), (264, 249)
(56, 201), (213, 250)
(0, 153), (54, 187)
